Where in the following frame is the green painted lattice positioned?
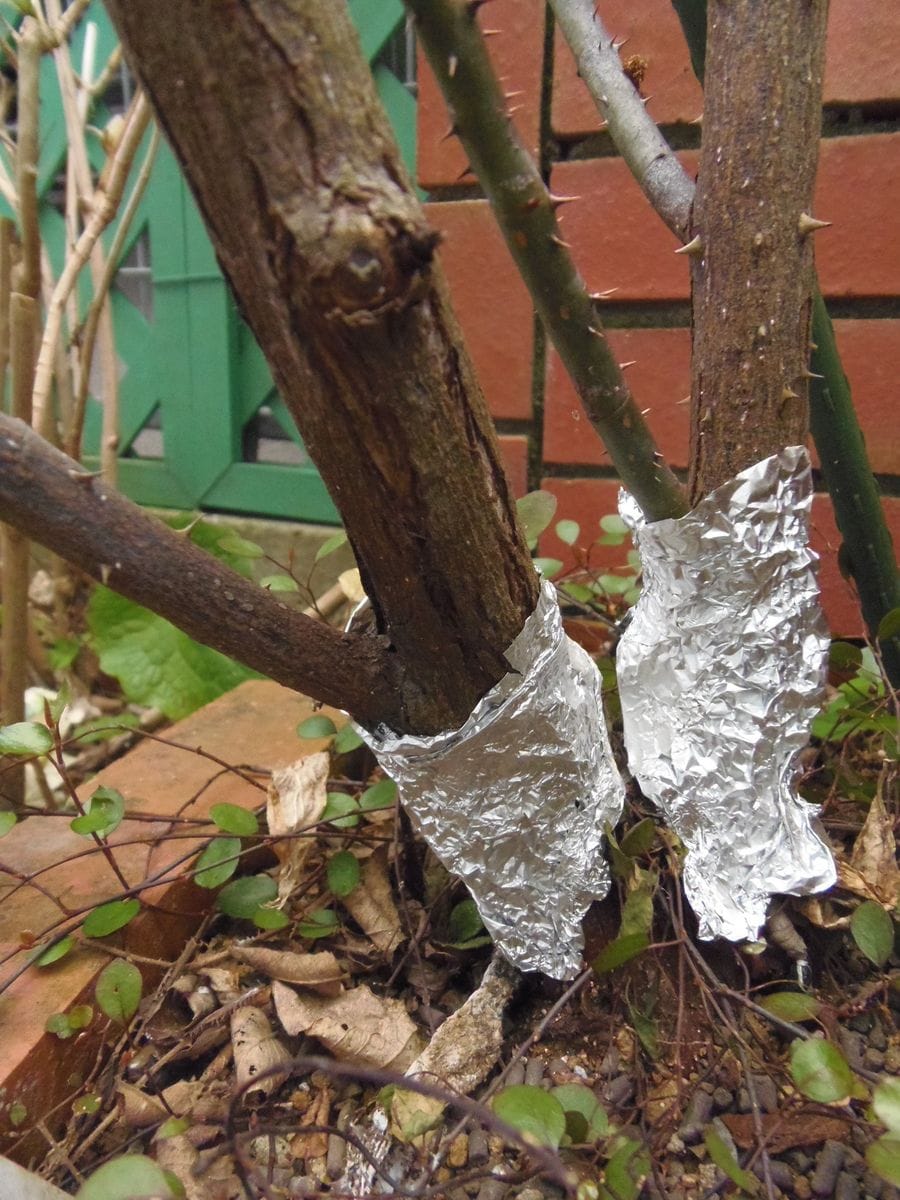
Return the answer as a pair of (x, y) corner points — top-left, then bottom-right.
(3, 0), (415, 523)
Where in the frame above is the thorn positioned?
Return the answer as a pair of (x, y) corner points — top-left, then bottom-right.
(640, 407), (651, 415)
(521, 195), (541, 212)
(548, 233), (571, 248)
(798, 212), (831, 236)
(801, 368), (825, 379)
(809, 341), (818, 352)
(674, 234), (703, 256)
(482, 28), (501, 36)
(549, 193), (580, 210)
(613, 36), (629, 50)
(619, 360), (637, 370)
(506, 103), (524, 116)
(676, 394), (690, 405)
(440, 122), (459, 142)
(454, 162), (474, 182)
(782, 385), (800, 402)
(99, 563), (111, 585)
(447, 54), (458, 78)
(587, 326), (606, 338)
(504, 89), (525, 99)
(590, 287), (619, 300)
(68, 468), (102, 484)
(641, 94), (654, 105)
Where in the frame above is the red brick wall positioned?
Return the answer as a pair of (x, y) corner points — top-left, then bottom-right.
(418, 0), (900, 636)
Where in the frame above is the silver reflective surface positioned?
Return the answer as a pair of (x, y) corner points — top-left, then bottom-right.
(356, 580), (625, 978)
(617, 446), (836, 942)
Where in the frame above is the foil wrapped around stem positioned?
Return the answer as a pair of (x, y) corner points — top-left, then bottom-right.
(617, 446), (836, 942)
(356, 579), (625, 979)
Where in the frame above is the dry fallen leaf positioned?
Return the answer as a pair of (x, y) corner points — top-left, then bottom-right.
(267, 753), (330, 903)
(291, 1083), (332, 1160)
(391, 956), (518, 1140)
(341, 845), (406, 955)
(231, 946), (345, 996)
(115, 1081), (169, 1129)
(155, 1133), (242, 1200)
(843, 785), (900, 908)
(273, 978), (424, 1070)
(720, 1111), (851, 1155)
(231, 1005), (292, 1102)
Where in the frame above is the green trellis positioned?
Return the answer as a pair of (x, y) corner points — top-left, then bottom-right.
(1, 0), (415, 523)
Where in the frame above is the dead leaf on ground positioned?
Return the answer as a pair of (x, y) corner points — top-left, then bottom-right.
(291, 1083), (332, 1160)
(268, 752), (329, 903)
(115, 1082), (168, 1129)
(341, 844), (406, 955)
(720, 1111), (851, 1155)
(155, 1134), (242, 1200)
(231, 1006), (292, 1102)
(391, 956), (518, 1140)
(842, 786), (900, 908)
(232, 946), (345, 996)
(273, 978), (424, 1070)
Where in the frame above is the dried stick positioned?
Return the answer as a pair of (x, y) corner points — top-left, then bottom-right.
(31, 92), (151, 433)
(405, 0), (687, 522)
(548, 0), (694, 240)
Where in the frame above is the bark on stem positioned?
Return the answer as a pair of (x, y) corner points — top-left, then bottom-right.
(548, 0), (694, 240)
(688, 0), (828, 499)
(406, 0), (687, 522)
(99, 0), (540, 735)
(0, 414), (404, 731)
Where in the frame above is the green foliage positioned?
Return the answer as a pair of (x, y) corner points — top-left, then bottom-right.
(45, 1005), (93, 1040)
(516, 490), (558, 548)
(360, 777), (397, 811)
(322, 791), (361, 828)
(70, 787), (125, 838)
(874, 1077), (900, 1131)
(789, 1038), (854, 1103)
(551, 1083), (608, 1143)
(217, 873), (278, 919)
(758, 991), (821, 1022)
(812, 648), (898, 751)
(210, 802), (259, 836)
(48, 636), (81, 671)
(556, 519), (580, 546)
(34, 934), (74, 966)
(867, 1138), (900, 1188)
(194, 837), (241, 888)
(850, 900), (894, 967)
(704, 1127), (759, 1194)
(297, 714), (338, 739)
(493, 1084), (566, 1149)
(215, 532), (265, 559)
(592, 932), (649, 976)
(87, 587), (260, 720)
(253, 907), (290, 931)
(297, 908), (339, 940)
(8, 1101), (26, 1127)
(260, 573), (300, 592)
(534, 557), (563, 579)
(0, 811), (16, 837)
(601, 1136), (650, 1200)
(327, 850), (360, 897)
(83, 898), (140, 938)
(0, 720), (52, 755)
(315, 530), (349, 561)
(95, 960), (142, 1023)
(76, 1154), (180, 1199)
(333, 723), (364, 754)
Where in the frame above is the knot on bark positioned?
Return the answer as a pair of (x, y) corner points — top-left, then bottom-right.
(312, 206), (440, 325)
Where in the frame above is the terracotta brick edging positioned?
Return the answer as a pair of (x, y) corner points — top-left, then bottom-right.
(0, 680), (336, 1165)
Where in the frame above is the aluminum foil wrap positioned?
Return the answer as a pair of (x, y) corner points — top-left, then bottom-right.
(356, 579), (625, 979)
(617, 446), (836, 942)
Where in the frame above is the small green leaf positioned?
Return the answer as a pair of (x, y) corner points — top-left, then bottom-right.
(533, 557), (564, 579)
(0, 812), (16, 837)
(70, 714), (140, 745)
(619, 869), (656, 941)
(603, 1136), (649, 1200)
(850, 900), (894, 967)
(829, 641), (863, 672)
(157, 1116), (192, 1139)
(210, 802), (258, 836)
(333, 724), (364, 754)
(758, 991), (821, 1022)
(598, 574), (633, 596)
(600, 514), (629, 536)
(360, 777), (397, 811)
(448, 898), (485, 945)
(296, 714), (338, 740)
(298, 908), (339, 940)
(260, 574), (300, 593)
(72, 1093), (101, 1115)
(215, 532), (265, 559)
(70, 787), (125, 838)
(867, 1136), (900, 1188)
(877, 606), (900, 643)
(46, 1012), (73, 1039)
(8, 1101), (26, 1126)
(620, 817), (656, 858)
(76, 1154), (176, 1199)
(873, 1077), (900, 1132)
(628, 1003), (660, 1060)
(516, 490), (558, 547)
(68, 1005), (93, 1030)
(253, 907), (290, 931)
(95, 960), (142, 1023)
(322, 792), (360, 828)
(561, 582), (595, 604)
(551, 1083), (608, 1142)
(327, 850), (361, 897)
(315, 530), (348, 561)
(34, 935), (74, 966)
(83, 898), (140, 938)
(493, 1084), (566, 1149)
(217, 873), (278, 918)
(704, 1128), (759, 1194)
(48, 637), (81, 670)
(789, 1038), (854, 1103)
(592, 931), (649, 975)
(0, 721), (53, 756)
(556, 519), (580, 546)
(194, 837), (241, 888)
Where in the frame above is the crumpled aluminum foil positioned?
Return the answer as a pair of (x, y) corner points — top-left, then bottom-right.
(355, 579), (625, 978)
(617, 446), (836, 942)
